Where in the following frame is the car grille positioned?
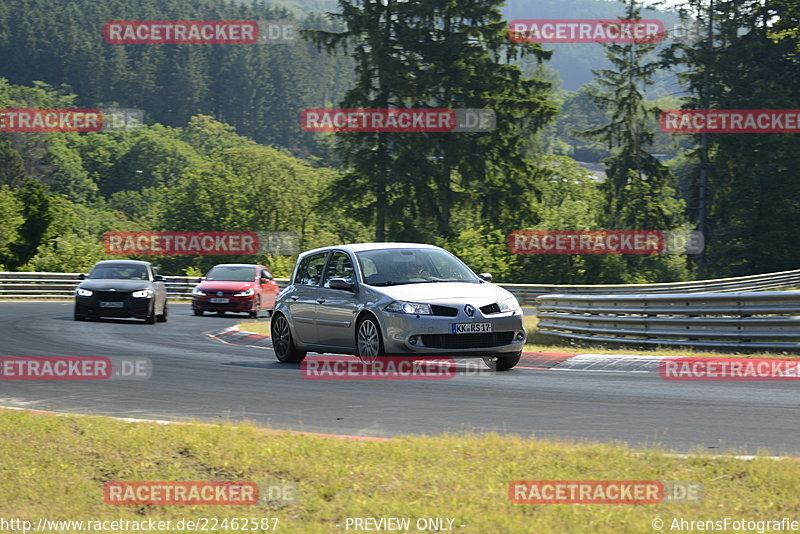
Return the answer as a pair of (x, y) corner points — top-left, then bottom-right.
(430, 305), (458, 317)
(206, 291), (238, 297)
(94, 290), (129, 302)
(480, 303), (501, 315)
(420, 332), (515, 349)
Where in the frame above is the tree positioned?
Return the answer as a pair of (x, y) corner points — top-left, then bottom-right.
(9, 181), (53, 268)
(308, 0), (556, 241)
(580, 0), (680, 231)
(663, 0), (800, 276)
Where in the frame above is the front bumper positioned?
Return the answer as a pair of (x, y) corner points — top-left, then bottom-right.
(74, 296), (152, 319)
(380, 310), (526, 356)
(192, 296), (254, 313)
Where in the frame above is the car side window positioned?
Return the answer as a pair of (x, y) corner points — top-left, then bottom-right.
(297, 253), (328, 286)
(323, 252), (355, 288)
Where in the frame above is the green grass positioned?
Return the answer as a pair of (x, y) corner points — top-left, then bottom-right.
(1, 410), (798, 533)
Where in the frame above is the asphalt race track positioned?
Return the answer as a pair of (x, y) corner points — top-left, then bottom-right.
(1, 302), (799, 455)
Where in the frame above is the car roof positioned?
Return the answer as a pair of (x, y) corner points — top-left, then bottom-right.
(92, 260), (152, 267)
(209, 264), (262, 268)
(300, 242), (442, 256)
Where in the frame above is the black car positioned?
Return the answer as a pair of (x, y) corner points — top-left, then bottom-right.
(74, 260), (168, 324)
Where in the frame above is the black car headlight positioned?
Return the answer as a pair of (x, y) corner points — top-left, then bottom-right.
(76, 287), (93, 297)
(132, 289), (154, 298)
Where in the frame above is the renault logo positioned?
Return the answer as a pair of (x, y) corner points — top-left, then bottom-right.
(464, 305), (475, 317)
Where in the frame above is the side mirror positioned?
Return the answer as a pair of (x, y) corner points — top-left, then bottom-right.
(154, 275), (164, 282)
(76, 273), (85, 280)
(328, 278), (354, 291)
(260, 277), (270, 283)
(478, 272), (493, 282)
(199, 276), (206, 282)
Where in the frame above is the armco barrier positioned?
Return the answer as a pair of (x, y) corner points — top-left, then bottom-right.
(0, 272), (290, 300)
(500, 268), (800, 306)
(536, 291), (800, 350)
(1, 268), (800, 307)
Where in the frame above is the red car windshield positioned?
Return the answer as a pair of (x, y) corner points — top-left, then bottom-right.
(205, 266), (255, 282)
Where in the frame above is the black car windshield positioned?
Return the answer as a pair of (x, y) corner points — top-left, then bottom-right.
(88, 263), (149, 280)
(356, 248), (479, 286)
(206, 266), (255, 282)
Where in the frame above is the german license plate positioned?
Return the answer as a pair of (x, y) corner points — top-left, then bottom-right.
(210, 298), (229, 304)
(451, 322), (492, 334)
(99, 301), (124, 308)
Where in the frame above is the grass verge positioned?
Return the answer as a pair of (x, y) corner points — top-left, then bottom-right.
(1, 410), (798, 533)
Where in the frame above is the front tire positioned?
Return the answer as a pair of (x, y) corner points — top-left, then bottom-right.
(356, 315), (384, 363)
(271, 314), (306, 363)
(156, 301), (168, 323)
(193, 309), (203, 316)
(74, 309), (87, 321)
(484, 351), (521, 372)
(249, 298), (260, 319)
(144, 303), (157, 324)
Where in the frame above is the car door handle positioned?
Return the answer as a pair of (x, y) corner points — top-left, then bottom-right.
(290, 296), (299, 301)
(316, 298), (326, 304)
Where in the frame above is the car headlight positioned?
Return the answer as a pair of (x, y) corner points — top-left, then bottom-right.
(497, 296), (521, 312)
(192, 287), (206, 296)
(385, 301), (432, 315)
(234, 288), (255, 297)
(76, 288), (92, 297)
(132, 289), (154, 298)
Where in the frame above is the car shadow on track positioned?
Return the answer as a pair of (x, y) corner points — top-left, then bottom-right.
(224, 361), (299, 371)
(58, 316), (154, 325)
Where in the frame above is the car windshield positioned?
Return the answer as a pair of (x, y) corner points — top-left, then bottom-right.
(88, 263), (149, 280)
(356, 248), (479, 286)
(205, 266), (255, 282)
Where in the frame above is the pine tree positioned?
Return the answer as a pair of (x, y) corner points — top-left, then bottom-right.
(580, 0), (679, 231)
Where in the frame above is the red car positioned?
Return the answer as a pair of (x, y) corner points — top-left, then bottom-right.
(192, 264), (279, 318)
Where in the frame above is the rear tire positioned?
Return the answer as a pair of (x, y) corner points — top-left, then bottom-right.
(356, 315), (384, 363)
(484, 351), (521, 372)
(271, 314), (306, 363)
(156, 302), (168, 323)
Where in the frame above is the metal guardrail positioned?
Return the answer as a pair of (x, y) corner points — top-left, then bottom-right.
(0, 272), (290, 300)
(537, 291), (800, 350)
(1, 268), (799, 309)
(501, 268), (800, 306)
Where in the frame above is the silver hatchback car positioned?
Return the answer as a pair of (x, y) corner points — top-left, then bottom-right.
(271, 243), (526, 370)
